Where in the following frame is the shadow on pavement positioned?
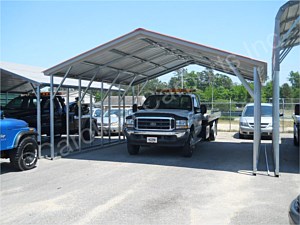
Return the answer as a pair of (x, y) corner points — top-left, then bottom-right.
(62, 135), (299, 175)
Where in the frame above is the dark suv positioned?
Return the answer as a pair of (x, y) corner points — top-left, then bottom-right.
(2, 94), (98, 140)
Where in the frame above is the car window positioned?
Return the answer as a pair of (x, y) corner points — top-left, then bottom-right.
(94, 109), (101, 117)
(5, 96), (28, 109)
(103, 109), (132, 117)
(193, 97), (199, 108)
(243, 105), (272, 117)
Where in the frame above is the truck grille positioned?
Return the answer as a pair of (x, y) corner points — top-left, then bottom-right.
(135, 117), (175, 130)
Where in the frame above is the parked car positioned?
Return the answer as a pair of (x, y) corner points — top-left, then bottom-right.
(0, 111), (38, 170)
(292, 104), (299, 146)
(99, 108), (132, 135)
(289, 195), (300, 225)
(92, 108), (102, 129)
(239, 103), (274, 139)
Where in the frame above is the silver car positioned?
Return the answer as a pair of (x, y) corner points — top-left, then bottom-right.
(239, 103), (273, 139)
(100, 108), (132, 135)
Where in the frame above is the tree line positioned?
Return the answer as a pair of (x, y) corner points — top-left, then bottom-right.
(137, 69), (299, 103)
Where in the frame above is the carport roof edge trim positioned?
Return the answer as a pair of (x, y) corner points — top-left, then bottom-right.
(43, 28), (268, 83)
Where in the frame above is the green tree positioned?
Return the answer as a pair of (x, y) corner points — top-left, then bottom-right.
(280, 83), (292, 99)
(288, 71), (300, 98)
(261, 81), (273, 102)
(141, 78), (168, 97)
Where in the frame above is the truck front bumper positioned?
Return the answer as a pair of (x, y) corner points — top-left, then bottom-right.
(124, 128), (190, 147)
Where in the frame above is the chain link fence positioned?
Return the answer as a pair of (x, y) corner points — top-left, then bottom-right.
(202, 100), (298, 133)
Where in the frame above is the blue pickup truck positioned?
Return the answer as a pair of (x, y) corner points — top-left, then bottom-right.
(0, 111), (38, 170)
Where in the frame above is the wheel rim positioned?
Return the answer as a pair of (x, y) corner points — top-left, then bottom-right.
(22, 143), (37, 166)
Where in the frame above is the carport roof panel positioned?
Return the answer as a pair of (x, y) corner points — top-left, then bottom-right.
(44, 28), (267, 85)
(279, 0), (300, 49)
(0, 62), (120, 93)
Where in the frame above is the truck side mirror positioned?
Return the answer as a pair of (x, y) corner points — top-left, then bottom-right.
(280, 113), (284, 117)
(194, 107), (201, 114)
(133, 104), (138, 113)
(295, 104), (299, 115)
(200, 105), (207, 114)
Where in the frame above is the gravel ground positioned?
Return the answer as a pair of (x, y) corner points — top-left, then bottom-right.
(1, 132), (299, 225)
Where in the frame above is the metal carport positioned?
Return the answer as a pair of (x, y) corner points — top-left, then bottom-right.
(44, 28), (267, 174)
(272, 0), (300, 177)
(0, 61), (120, 157)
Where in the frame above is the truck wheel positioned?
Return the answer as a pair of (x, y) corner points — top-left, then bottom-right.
(239, 132), (245, 139)
(10, 136), (38, 171)
(182, 132), (195, 157)
(294, 131), (299, 146)
(209, 122), (217, 141)
(82, 123), (97, 141)
(127, 144), (140, 155)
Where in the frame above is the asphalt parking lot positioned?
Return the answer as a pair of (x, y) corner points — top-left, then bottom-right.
(1, 132), (299, 225)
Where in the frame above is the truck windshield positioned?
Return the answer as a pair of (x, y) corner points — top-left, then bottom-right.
(142, 95), (192, 110)
(243, 105), (273, 117)
(5, 96), (37, 109)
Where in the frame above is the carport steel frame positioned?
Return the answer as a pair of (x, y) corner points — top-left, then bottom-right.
(44, 28), (268, 175)
(272, 0), (300, 177)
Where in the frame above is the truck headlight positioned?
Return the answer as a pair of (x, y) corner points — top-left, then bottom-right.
(240, 121), (248, 127)
(176, 120), (188, 129)
(125, 118), (134, 128)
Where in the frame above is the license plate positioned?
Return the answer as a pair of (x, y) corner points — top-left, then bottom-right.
(147, 137), (157, 143)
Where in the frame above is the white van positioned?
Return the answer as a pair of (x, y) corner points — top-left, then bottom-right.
(239, 103), (273, 139)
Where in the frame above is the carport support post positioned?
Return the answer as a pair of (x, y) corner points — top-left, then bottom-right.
(89, 90), (93, 145)
(66, 88), (70, 152)
(50, 75), (55, 160)
(118, 84), (121, 142)
(101, 82), (104, 146)
(226, 59), (254, 98)
(36, 86), (41, 158)
(273, 15), (281, 177)
(78, 78), (82, 151)
(253, 67), (261, 175)
(108, 90), (111, 142)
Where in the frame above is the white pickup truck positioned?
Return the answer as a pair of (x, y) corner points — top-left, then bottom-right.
(123, 89), (221, 157)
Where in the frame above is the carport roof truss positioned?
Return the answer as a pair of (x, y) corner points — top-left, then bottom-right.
(0, 62), (120, 93)
(44, 28), (267, 85)
(275, 0), (300, 64)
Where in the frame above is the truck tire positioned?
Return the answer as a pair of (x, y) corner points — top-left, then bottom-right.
(294, 129), (299, 146)
(239, 133), (245, 139)
(209, 122), (217, 141)
(182, 132), (195, 157)
(82, 122), (97, 141)
(127, 144), (140, 155)
(10, 136), (38, 171)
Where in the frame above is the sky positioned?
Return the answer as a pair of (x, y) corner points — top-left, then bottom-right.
(1, 0), (299, 86)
